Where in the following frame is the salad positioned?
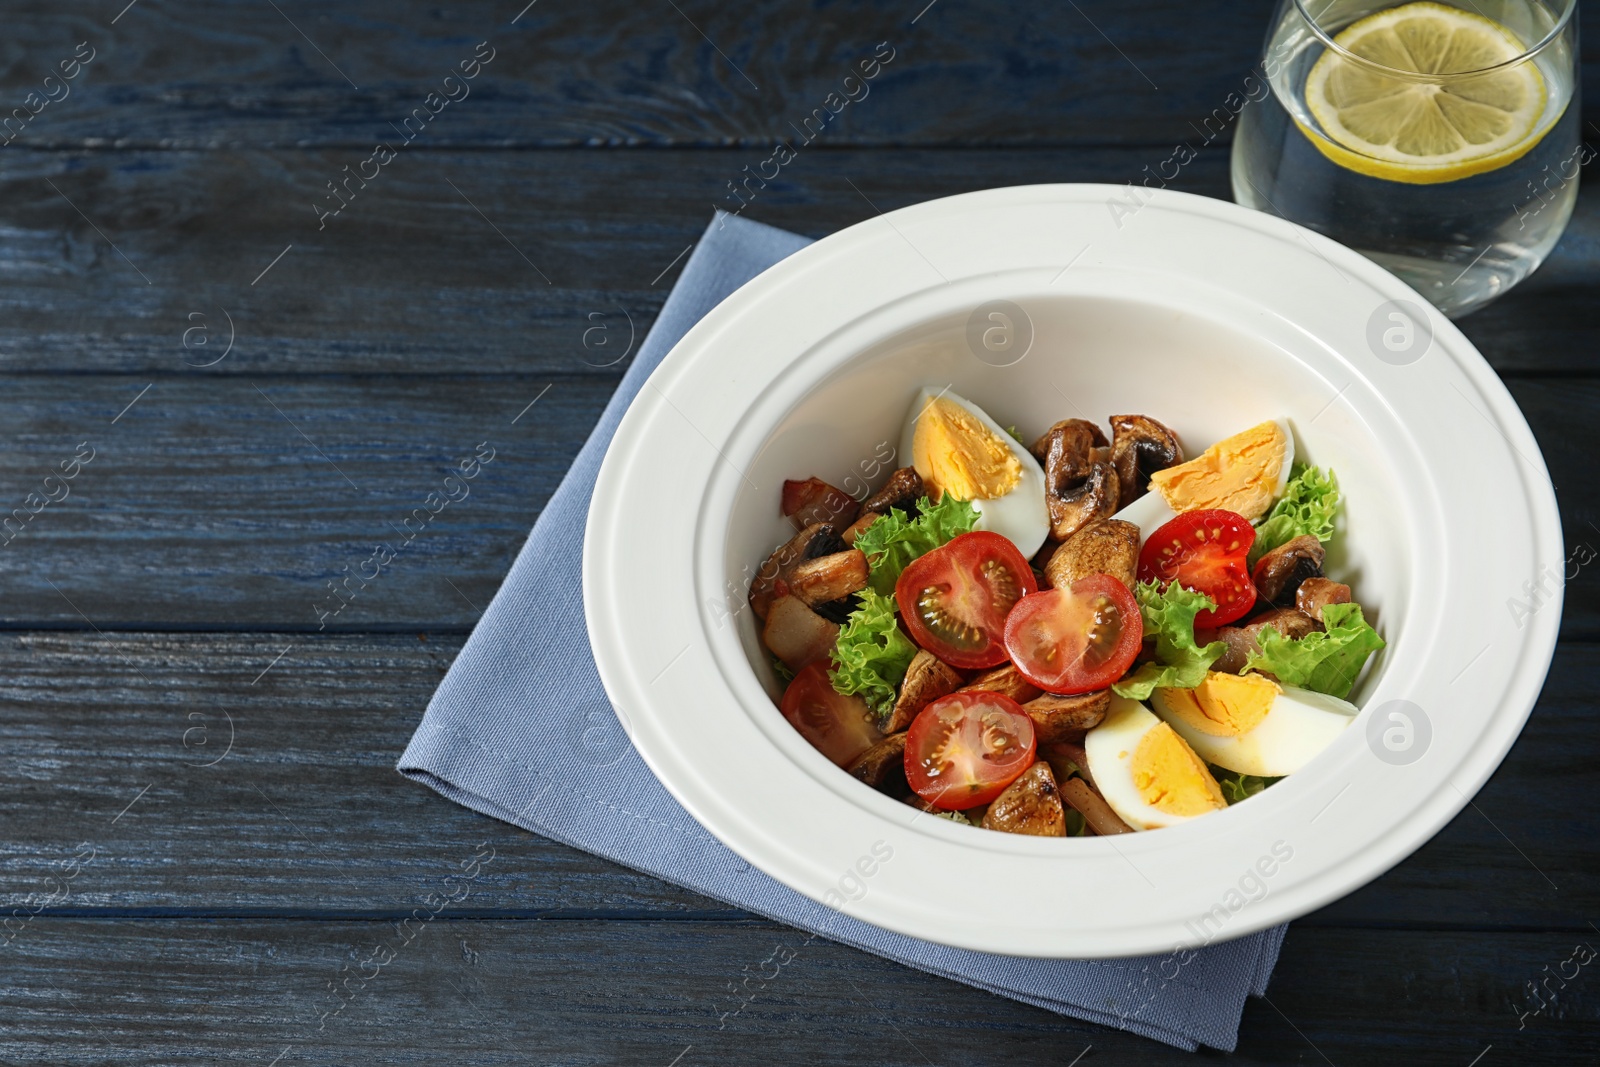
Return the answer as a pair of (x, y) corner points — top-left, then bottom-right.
(748, 388), (1385, 837)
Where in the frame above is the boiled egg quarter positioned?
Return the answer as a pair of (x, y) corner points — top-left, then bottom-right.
(1084, 696), (1228, 830)
(898, 388), (1049, 558)
(1149, 671), (1358, 778)
(1147, 419), (1294, 523)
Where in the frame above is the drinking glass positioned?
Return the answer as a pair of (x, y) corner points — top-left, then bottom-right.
(1232, 0), (1581, 317)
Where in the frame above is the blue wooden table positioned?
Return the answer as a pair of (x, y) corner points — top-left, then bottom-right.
(1, 1), (1596, 1061)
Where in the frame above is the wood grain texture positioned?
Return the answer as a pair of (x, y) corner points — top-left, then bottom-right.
(0, 148), (1592, 376)
(1, 918), (1595, 1064)
(3, 0), (1597, 1057)
(0, 0), (1332, 149)
(0, 374), (1595, 632)
(0, 631), (1593, 930)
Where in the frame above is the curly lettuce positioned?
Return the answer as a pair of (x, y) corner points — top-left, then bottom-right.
(1112, 580), (1228, 700)
(828, 589), (918, 717)
(1249, 464), (1340, 566)
(852, 494), (980, 595)
(1243, 602), (1384, 698)
(1212, 767), (1282, 804)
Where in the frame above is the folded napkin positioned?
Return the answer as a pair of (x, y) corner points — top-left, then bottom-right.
(399, 211), (1286, 1051)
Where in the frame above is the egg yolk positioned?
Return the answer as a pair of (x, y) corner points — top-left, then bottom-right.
(1148, 420), (1288, 522)
(911, 396), (1022, 502)
(1156, 672), (1281, 737)
(1131, 722), (1227, 816)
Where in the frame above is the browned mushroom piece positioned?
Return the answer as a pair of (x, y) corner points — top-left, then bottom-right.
(1295, 577), (1352, 622)
(781, 477), (859, 531)
(1022, 690), (1111, 743)
(1043, 518), (1141, 590)
(860, 466), (925, 515)
(1252, 534), (1327, 607)
(1032, 419), (1121, 542)
(761, 595), (840, 672)
(958, 663), (1042, 705)
(886, 650), (964, 733)
(841, 511), (881, 546)
(788, 550), (869, 607)
(1058, 777), (1134, 835)
(748, 522), (845, 619)
(1210, 608), (1322, 674)
(981, 761), (1067, 836)
(1109, 415), (1183, 504)
(846, 732), (909, 793)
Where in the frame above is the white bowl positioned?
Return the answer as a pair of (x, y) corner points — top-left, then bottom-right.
(584, 185), (1562, 958)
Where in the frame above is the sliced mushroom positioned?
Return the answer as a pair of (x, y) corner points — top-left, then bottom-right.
(981, 761), (1067, 836)
(1109, 414), (1183, 504)
(958, 663), (1042, 705)
(1295, 577), (1352, 622)
(782, 477), (859, 530)
(1044, 518), (1141, 590)
(1031, 417), (1107, 463)
(762, 595), (839, 672)
(1058, 777), (1133, 835)
(1032, 419), (1120, 542)
(1252, 534), (1326, 607)
(1211, 608), (1322, 674)
(886, 650), (964, 733)
(788, 550), (869, 607)
(842, 511), (881, 546)
(846, 732), (909, 793)
(810, 594), (862, 626)
(861, 466), (925, 515)
(749, 523), (843, 620)
(1023, 690), (1110, 743)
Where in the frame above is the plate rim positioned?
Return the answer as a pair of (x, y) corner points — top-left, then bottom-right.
(583, 184), (1563, 958)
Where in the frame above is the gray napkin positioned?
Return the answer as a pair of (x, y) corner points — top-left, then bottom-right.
(399, 211), (1286, 1051)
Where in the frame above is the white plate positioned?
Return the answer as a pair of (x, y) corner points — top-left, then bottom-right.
(583, 185), (1562, 959)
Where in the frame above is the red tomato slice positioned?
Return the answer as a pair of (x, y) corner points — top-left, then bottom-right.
(1003, 574), (1143, 694)
(779, 662), (883, 767)
(1137, 509), (1257, 627)
(895, 531), (1038, 670)
(904, 691), (1037, 810)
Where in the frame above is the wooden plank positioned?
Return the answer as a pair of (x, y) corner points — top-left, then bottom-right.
(0, 918), (1594, 1063)
(1, 0), (1330, 149)
(0, 147), (1592, 377)
(0, 631), (1594, 929)
(0, 630), (719, 916)
(0, 374), (1593, 631)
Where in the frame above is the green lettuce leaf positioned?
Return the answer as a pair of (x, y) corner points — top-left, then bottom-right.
(1249, 464), (1340, 566)
(1111, 580), (1228, 699)
(1211, 767), (1282, 804)
(828, 588), (918, 717)
(852, 494), (980, 595)
(1243, 602), (1385, 698)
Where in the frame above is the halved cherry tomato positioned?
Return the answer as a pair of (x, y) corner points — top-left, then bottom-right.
(904, 691), (1037, 810)
(779, 662), (883, 767)
(895, 531), (1038, 670)
(1003, 574), (1142, 694)
(1136, 509), (1256, 627)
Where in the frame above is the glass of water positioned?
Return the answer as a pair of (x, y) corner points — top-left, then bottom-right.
(1232, 0), (1581, 317)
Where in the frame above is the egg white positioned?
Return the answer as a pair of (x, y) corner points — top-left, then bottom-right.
(897, 387), (1050, 558)
(1150, 684), (1357, 778)
(1084, 696), (1223, 831)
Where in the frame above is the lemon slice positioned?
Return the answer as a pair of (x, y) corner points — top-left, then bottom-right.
(1302, 1), (1549, 183)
